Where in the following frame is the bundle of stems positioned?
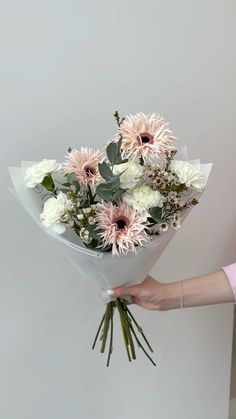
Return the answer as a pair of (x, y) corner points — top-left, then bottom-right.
(92, 298), (156, 367)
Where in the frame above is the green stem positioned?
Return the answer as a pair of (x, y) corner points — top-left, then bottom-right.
(100, 304), (111, 353)
(92, 313), (105, 350)
(92, 297), (156, 366)
(115, 301), (131, 362)
(129, 322), (157, 367)
(106, 302), (114, 367)
(120, 299), (154, 353)
(116, 300), (136, 361)
(87, 184), (94, 204)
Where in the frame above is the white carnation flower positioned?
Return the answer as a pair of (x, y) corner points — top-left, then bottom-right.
(24, 159), (61, 188)
(113, 161), (144, 189)
(40, 192), (74, 234)
(122, 185), (165, 217)
(170, 160), (206, 191)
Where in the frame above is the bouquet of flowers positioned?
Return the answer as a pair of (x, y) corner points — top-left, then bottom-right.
(8, 111), (212, 366)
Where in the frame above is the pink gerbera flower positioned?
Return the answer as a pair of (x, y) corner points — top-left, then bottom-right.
(95, 201), (149, 256)
(64, 147), (104, 189)
(119, 113), (176, 162)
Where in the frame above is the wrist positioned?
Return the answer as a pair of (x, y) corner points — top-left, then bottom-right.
(161, 282), (183, 310)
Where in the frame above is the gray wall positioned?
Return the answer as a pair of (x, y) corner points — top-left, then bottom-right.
(1, 1), (236, 418)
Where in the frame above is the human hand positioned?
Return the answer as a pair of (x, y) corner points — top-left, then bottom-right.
(109, 275), (181, 311)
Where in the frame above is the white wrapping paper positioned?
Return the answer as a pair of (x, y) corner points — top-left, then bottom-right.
(8, 154), (212, 302)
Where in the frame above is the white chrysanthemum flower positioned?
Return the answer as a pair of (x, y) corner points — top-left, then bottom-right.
(170, 160), (206, 191)
(40, 192), (74, 234)
(122, 185), (165, 217)
(24, 159), (61, 188)
(113, 161), (144, 189)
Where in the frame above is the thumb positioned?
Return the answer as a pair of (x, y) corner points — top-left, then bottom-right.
(109, 284), (140, 298)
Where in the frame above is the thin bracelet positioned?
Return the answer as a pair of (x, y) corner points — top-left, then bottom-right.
(179, 280), (184, 309)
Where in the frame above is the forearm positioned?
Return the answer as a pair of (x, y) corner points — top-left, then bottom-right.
(111, 268), (236, 311)
(166, 269), (235, 309)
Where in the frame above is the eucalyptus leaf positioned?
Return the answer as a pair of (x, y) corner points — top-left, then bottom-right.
(98, 162), (112, 180)
(67, 172), (76, 182)
(112, 188), (125, 201)
(96, 183), (113, 201)
(113, 155), (123, 164)
(114, 169), (127, 178)
(106, 176), (120, 189)
(117, 137), (122, 153)
(106, 142), (118, 165)
(114, 157), (129, 165)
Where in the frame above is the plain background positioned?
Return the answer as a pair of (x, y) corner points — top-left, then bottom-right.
(1, 1), (236, 418)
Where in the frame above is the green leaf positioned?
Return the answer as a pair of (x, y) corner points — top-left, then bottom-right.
(112, 188), (125, 201)
(117, 137), (122, 154)
(114, 157), (129, 165)
(80, 198), (90, 208)
(106, 176), (120, 190)
(114, 169), (127, 178)
(67, 172), (76, 182)
(87, 238), (99, 249)
(73, 181), (80, 193)
(68, 146), (72, 153)
(96, 183), (113, 201)
(62, 180), (80, 192)
(98, 162), (112, 180)
(88, 228), (103, 239)
(149, 207), (163, 223)
(171, 183), (186, 192)
(41, 174), (55, 193)
(114, 155), (123, 164)
(106, 142), (118, 165)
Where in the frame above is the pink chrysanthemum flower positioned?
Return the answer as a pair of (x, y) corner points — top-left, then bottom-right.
(95, 201), (149, 256)
(119, 113), (176, 162)
(64, 147), (105, 189)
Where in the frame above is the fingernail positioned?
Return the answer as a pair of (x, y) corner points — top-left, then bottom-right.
(107, 289), (114, 295)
